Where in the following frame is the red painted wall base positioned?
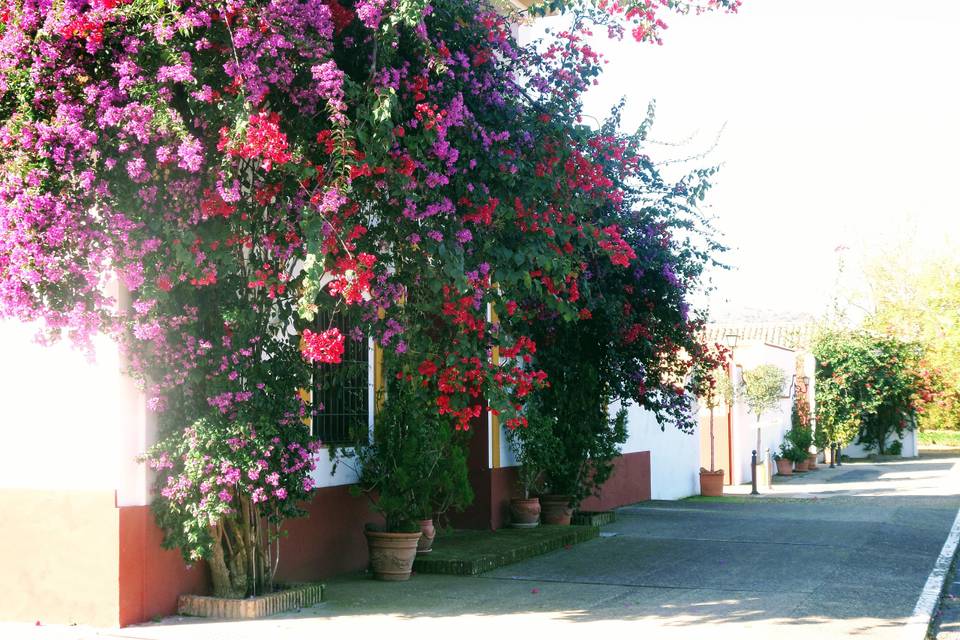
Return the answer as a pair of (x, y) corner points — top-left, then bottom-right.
(115, 450), (651, 625)
(117, 483), (379, 626)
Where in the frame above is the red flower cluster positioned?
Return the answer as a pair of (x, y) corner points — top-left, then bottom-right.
(327, 253), (376, 304)
(301, 328), (345, 364)
(326, 0), (354, 33)
(218, 111), (293, 172)
(462, 197), (499, 226)
(597, 225), (636, 267)
(441, 286), (486, 337)
(199, 189), (236, 220)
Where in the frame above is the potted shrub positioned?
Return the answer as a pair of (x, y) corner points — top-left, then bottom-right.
(698, 351), (731, 497)
(784, 441), (809, 471)
(343, 372), (471, 580)
(774, 446), (793, 476)
(790, 390), (817, 470)
(741, 364), (786, 465)
(785, 425), (813, 472)
(504, 406), (557, 527)
(539, 406), (628, 526)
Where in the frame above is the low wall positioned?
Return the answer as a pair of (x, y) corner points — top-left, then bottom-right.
(0, 489), (120, 627)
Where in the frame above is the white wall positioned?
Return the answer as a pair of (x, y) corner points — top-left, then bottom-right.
(495, 399), (701, 501)
(0, 319), (131, 496)
(619, 401), (701, 500)
(842, 428), (919, 458)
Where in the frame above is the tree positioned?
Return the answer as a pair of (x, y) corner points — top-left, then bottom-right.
(813, 329), (927, 455)
(741, 365), (786, 425)
(694, 343), (731, 472)
(860, 239), (960, 432)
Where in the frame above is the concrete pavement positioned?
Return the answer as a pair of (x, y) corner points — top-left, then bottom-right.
(7, 452), (960, 640)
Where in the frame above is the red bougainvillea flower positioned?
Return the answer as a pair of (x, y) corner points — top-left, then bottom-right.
(217, 111), (293, 172)
(418, 359), (438, 377)
(301, 328), (345, 364)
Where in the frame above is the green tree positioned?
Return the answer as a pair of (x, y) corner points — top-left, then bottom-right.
(741, 365), (786, 424)
(861, 241), (960, 431)
(813, 329), (926, 454)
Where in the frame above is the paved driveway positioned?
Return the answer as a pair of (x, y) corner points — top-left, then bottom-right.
(10, 453), (960, 640)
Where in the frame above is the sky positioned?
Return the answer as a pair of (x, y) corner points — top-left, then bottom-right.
(527, 1), (960, 322)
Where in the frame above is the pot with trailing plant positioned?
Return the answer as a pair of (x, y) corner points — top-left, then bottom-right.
(341, 370), (472, 580)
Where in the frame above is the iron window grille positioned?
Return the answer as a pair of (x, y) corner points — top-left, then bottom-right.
(311, 308), (371, 446)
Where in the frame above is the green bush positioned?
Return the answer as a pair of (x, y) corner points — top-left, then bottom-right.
(786, 426), (813, 454)
(343, 372), (472, 533)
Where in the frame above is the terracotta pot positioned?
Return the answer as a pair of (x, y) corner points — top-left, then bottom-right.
(365, 530), (422, 581)
(775, 458), (793, 476)
(540, 495), (573, 525)
(699, 468), (724, 497)
(417, 518), (436, 554)
(510, 498), (541, 528)
(806, 453), (818, 470)
(794, 459), (809, 472)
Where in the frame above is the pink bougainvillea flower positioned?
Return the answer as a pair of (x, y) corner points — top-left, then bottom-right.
(301, 328), (345, 364)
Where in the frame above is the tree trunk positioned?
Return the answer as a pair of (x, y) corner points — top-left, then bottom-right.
(209, 523), (247, 598)
(206, 497), (276, 598)
(709, 406), (715, 472)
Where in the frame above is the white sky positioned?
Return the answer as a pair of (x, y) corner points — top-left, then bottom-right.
(528, 1), (960, 321)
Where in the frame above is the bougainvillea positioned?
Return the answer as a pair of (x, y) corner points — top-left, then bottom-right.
(0, 0), (735, 593)
(814, 329), (930, 455)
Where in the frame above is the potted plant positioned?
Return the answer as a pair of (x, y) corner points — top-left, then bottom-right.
(504, 406), (556, 527)
(785, 425), (813, 472)
(774, 445), (794, 476)
(343, 371), (471, 580)
(790, 386), (817, 469)
(741, 363), (786, 462)
(698, 351), (731, 497)
(539, 407), (628, 526)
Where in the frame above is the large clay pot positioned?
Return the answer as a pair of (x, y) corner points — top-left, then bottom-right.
(510, 498), (541, 528)
(540, 495), (574, 525)
(417, 519), (436, 554)
(775, 458), (793, 476)
(806, 453), (818, 470)
(699, 468), (724, 497)
(365, 530), (422, 581)
(795, 459), (809, 472)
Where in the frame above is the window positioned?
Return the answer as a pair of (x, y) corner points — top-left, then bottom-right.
(311, 308), (372, 446)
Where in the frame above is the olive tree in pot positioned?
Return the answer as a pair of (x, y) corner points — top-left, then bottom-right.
(696, 345), (732, 497)
(741, 364), (786, 470)
(340, 373), (472, 580)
